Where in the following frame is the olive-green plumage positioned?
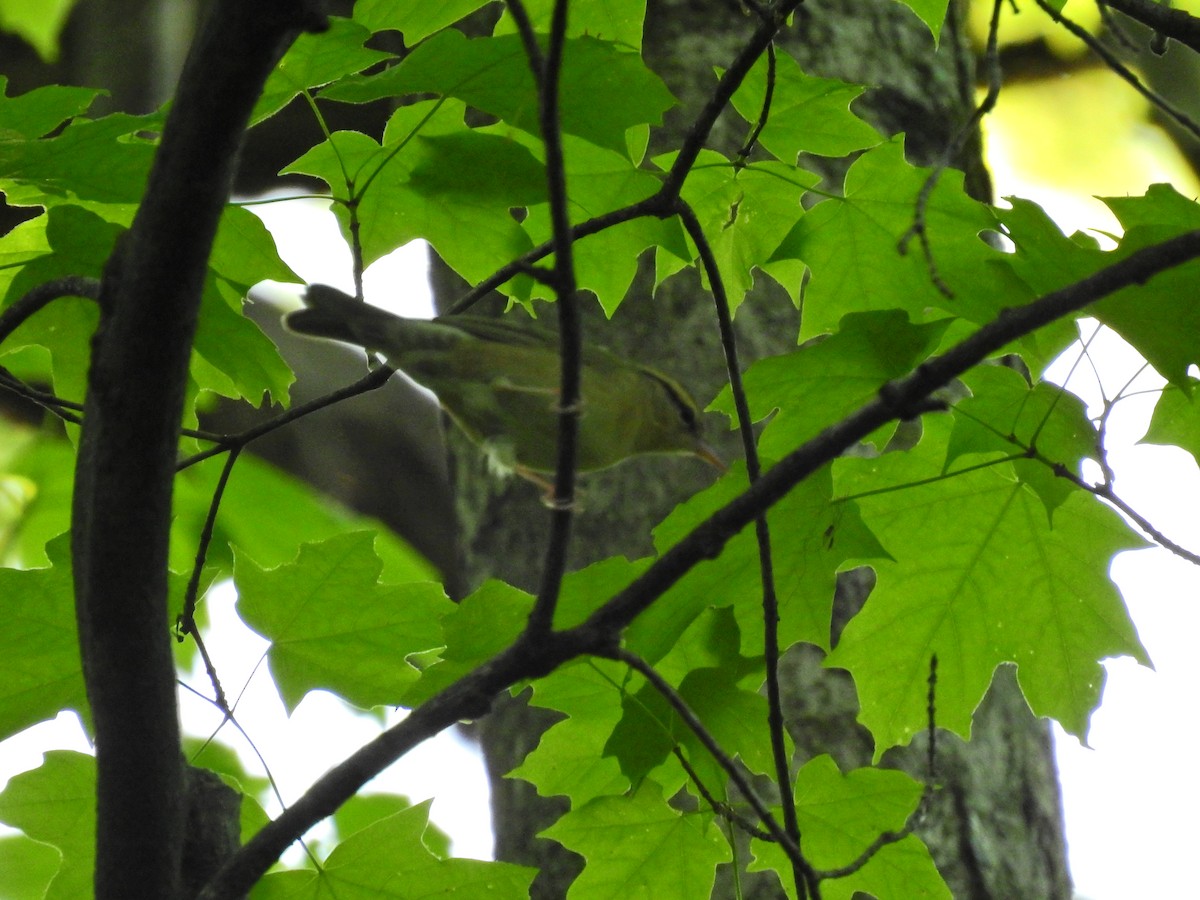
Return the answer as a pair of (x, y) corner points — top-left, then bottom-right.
(285, 284), (721, 476)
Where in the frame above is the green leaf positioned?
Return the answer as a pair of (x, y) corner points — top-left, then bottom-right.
(409, 131), (548, 205)
(948, 366), (1098, 515)
(0, 77), (99, 138)
(515, 660), (632, 806)
(542, 781), (728, 898)
(1093, 225), (1200, 387)
(794, 755), (920, 864)
(608, 661), (776, 790)
(234, 532), (453, 713)
(667, 150), (817, 313)
(193, 278), (294, 407)
(750, 756), (948, 899)
(401, 579), (533, 707)
(0, 215), (51, 300)
(0, 429), (74, 567)
(0, 0), (77, 62)
(994, 198), (1112, 373)
(603, 677), (684, 787)
(511, 133), (684, 313)
(284, 103), (540, 285)
(1000, 187), (1200, 386)
(0, 750), (95, 900)
(174, 453), (433, 580)
(1, 200), (293, 411)
(554, 555), (649, 629)
(828, 416), (1150, 755)
(771, 139), (1004, 341)
(0, 833), (61, 900)
(252, 16), (393, 124)
(253, 801), (535, 898)
(324, 31), (674, 157)
(195, 201), (300, 408)
(1, 205), (114, 404)
(495, 0), (647, 48)
(730, 51), (880, 160)
(0, 108), (160, 207)
(0, 535), (86, 743)
(893, 0), (951, 38)
(196, 205), (298, 406)
(712, 310), (951, 456)
(334, 793), (416, 842)
(1141, 378), (1200, 467)
(354, 0), (493, 45)
(637, 464), (885, 662)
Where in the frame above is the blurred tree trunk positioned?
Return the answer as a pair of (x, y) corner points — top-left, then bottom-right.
(436, 2), (1072, 898)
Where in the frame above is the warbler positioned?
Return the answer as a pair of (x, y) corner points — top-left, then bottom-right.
(285, 284), (723, 480)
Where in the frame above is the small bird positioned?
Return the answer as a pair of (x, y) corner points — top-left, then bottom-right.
(285, 284), (723, 481)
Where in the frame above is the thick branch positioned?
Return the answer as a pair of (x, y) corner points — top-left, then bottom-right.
(583, 230), (1200, 634)
(70, 2), (325, 898)
(1102, 0), (1200, 55)
(197, 629), (593, 898)
(201, 229), (1200, 896)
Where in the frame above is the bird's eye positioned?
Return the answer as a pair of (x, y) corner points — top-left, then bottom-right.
(643, 368), (702, 434)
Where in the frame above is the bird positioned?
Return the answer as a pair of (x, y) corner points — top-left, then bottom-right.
(284, 284), (723, 483)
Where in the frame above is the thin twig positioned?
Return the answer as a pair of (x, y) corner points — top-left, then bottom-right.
(177, 445), (243, 714)
(811, 655), (939, 881)
(949, 377), (1200, 565)
(1100, 0), (1200, 55)
(445, 0), (806, 315)
(923, 653), (938, 814)
(1035, 0), (1200, 142)
(612, 647), (819, 891)
(1051, 460), (1200, 564)
(201, 231), (1200, 898)
(673, 747), (774, 841)
(675, 199), (804, 895)
(0, 276), (101, 347)
(523, 0), (584, 636)
(505, 0), (546, 77)
(0, 368), (85, 425)
(178, 446), (241, 639)
(737, 41), (776, 163)
(180, 680), (326, 872)
(176, 363), (395, 471)
(898, 0), (1005, 296)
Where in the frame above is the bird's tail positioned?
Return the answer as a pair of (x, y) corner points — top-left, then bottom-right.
(284, 284), (460, 355)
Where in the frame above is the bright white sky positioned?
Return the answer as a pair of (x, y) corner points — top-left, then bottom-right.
(3, 148), (1198, 895)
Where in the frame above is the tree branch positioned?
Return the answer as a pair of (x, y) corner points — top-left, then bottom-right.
(0, 276), (100, 346)
(582, 230), (1200, 635)
(1102, 0), (1200, 55)
(69, 2), (326, 897)
(200, 227), (1200, 898)
(675, 199), (804, 893)
(445, 0), (805, 315)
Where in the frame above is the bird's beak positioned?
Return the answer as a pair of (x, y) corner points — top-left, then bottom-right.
(695, 441), (727, 473)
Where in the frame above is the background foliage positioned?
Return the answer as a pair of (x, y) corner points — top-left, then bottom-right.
(0, 0), (1197, 896)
